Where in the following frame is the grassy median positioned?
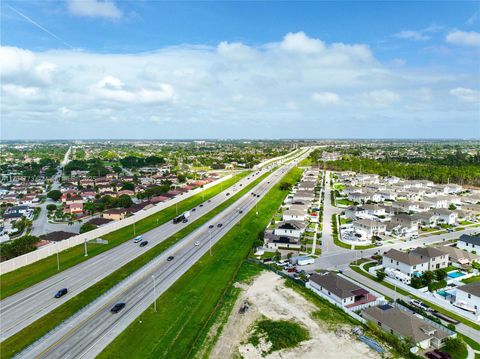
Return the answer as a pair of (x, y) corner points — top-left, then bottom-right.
(0, 172), (248, 299)
(98, 167), (303, 359)
(0, 171), (269, 359)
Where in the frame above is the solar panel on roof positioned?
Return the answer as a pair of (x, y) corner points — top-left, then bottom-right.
(379, 304), (393, 311)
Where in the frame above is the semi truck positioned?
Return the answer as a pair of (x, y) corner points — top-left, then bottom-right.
(173, 211), (190, 224)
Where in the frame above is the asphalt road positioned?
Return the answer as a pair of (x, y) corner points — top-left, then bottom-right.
(17, 158), (306, 359)
(0, 161), (283, 341)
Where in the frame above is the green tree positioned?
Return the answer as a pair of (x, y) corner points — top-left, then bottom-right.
(448, 204), (457, 210)
(46, 204), (57, 211)
(279, 182), (292, 191)
(121, 182), (135, 191)
(47, 190), (62, 201)
(422, 271), (435, 284)
(117, 194), (133, 208)
(435, 269), (447, 281)
(376, 269), (386, 281)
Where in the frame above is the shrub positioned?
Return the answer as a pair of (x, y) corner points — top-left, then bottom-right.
(46, 204), (57, 211)
(47, 190), (61, 201)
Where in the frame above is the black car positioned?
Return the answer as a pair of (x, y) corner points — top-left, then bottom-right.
(183, 218), (189, 223)
(139, 241), (148, 247)
(239, 210), (243, 214)
(167, 256), (175, 261)
(54, 288), (68, 298)
(217, 223), (223, 228)
(192, 208), (196, 211)
(257, 195), (260, 197)
(199, 204), (204, 207)
(208, 200), (211, 203)
(226, 193), (230, 196)
(110, 303), (126, 314)
(208, 224), (214, 229)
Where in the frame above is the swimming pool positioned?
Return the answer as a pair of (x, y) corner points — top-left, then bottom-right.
(447, 271), (465, 279)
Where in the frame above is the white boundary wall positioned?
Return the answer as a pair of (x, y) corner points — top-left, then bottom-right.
(0, 175), (232, 275)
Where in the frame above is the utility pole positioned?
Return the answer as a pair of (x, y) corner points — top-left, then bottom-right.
(84, 239), (88, 257)
(152, 275), (157, 312)
(133, 222), (136, 236)
(176, 202), (178, 216)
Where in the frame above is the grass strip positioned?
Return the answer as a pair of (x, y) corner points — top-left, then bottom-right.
(0, 172), (248, 299)
(98, 167), (303, 359)
(349, 265), (480, 331)
(0, 171), (269, 359)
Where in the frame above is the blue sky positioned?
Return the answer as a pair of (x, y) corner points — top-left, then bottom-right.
(1, 1), (479, 139)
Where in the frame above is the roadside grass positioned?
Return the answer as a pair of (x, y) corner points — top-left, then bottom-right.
(335, 198), (353, 206)
(349, 264), (480, 331)
(0, 172), (248, 299)
(248, 319), (309, 355)
(0, 171), (269, 359)
(98, 167), (303, 359)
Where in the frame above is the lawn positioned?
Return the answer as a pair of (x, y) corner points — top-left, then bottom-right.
(97, 167), (304, 359)
(0, 171), (270, 359)
(335, 198), (353, 206)
(248, 319), (309, 354)
(0, 172), (248, 299)
(461, 276), (480, 284)
(332, 214), (375, 250)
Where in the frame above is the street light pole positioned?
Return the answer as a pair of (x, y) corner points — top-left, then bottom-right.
(209, 230), (212, 256)
(152, 275), (157, 312)
(133, 222), (136, 236)
(84, 239), (88, 256)
(176, 202), (178, 216)
(56, 241), (60, 271)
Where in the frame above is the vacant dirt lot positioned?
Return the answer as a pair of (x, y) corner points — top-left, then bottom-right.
(210, 271), (381, 359)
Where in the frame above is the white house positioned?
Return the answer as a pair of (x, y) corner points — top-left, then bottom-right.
(382, 247), (448, 276)
(454, 283), (480, 317)
(274, 221), (306, 239)
(353, 219), (387, 240)
(283, 205), (308, 222)
(457, 235), (480, 254)
(433, 209), (458, 225)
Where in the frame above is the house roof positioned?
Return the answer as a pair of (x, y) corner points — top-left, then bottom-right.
(384, 249), (427, 266)
(276, 221), (306, 231)
(435, 245), (479, 263)
(456, 282), (480, 297)
(362, 305), (450, 343)
(459, 234), (480, 246)
(87, 217), (112, 226)
(309, 272), (367, 299)
(410, 246), (445, 259)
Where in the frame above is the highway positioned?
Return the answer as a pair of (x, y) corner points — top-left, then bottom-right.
(0, 154), (298, 341)
(17, 156), (307, 358)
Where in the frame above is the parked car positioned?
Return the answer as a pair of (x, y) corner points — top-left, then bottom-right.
(54, 288), (68, 298)
(139, 241), (148, 247)
(110, 303), (126, 314)
(167, 256), (174, 261)
(410, 299), (431, 312)
(374, 241), (383, 247)
(287, 267), (297, 273)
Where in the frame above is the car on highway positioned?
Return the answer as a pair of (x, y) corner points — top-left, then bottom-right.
(133, 235), (143, 243)
(217, 223), (223, 228)
(199, 204), (204, 207)
(194, 241), (200, 246)
(110, 303), (126, 314)
(257, 195), (260, 197)
(226, 193), (230, 196)
(167, 256), (175, 261)
(192, 208), (196, 212)
(139, 241), (149, 247)
(239, 210), (243, 214)
(183, 218), (189, 223)
(209, 224), (214, 229)
(208, 200), (211, 203)
(446, 228), (454, 233)
(54, 288), (68, 298)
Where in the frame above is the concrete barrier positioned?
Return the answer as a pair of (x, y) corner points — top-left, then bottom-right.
(0, 175), (232, 275)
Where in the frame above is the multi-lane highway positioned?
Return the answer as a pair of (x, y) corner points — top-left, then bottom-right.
(17, 155), (307, 358)
(0, 154), (301, 341)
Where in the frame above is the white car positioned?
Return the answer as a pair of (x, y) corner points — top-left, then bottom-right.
(194, 241), (200, 246)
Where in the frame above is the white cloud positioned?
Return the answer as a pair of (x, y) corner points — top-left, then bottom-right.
(446, 30), (480, 47)
(450, 87), (480, 102)
(362, 90), (400, 107)
(1, 31), (478, 139)
(0, 46), (36, 77)
(68, 0), (122, 19)
(92, 75), (175, 103)
(395, 30), (430, 41)
(312, 92), (340, 105)
(280, 32), (325, 53)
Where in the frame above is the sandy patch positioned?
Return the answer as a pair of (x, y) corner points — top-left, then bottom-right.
(210, 271), (381, 359)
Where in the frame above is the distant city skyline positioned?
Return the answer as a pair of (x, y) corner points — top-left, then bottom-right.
(1, 1), (479, 139)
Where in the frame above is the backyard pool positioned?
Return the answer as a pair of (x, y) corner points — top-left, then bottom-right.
(447, 271), (465, 279)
